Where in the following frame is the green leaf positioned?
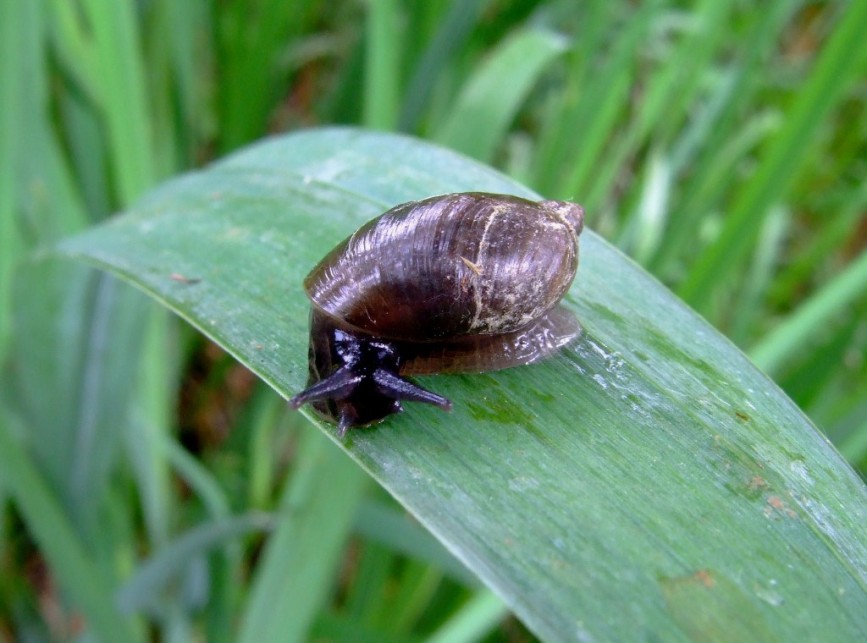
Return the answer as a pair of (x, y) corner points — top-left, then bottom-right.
(58, 128), (867, 641)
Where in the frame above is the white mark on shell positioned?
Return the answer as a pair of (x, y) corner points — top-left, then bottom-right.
(469, 206), (502, 331)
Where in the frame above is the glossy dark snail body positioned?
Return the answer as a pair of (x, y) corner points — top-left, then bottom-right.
(290, 192), (585, 436)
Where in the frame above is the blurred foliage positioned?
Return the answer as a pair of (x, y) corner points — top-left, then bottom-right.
(1, 0), (866, 641)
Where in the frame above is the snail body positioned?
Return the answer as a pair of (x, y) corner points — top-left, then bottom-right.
(290, 192), (585, 436)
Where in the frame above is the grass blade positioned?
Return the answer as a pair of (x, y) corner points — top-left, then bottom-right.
(5, 261), (150, 530)
(118, 512), (273, 613)
(0, 0), (30, 358)
(648, 0), (803, 274)
(398, 0), (491, 132)
(434, 28), (567, 162)
(364, 0), (402, 129)
(679, 1), (867, 312)
(750, 249), (867, 376)
(238, 428), (369, 643)
(425, 591), (508, 643)
(0, 411), (143, 642)
(80, 0), (156, 202)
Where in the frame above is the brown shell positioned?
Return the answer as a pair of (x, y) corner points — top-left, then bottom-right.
(304, 192), (584, 342)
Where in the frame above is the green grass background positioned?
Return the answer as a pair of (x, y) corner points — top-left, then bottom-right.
(1, 1), (866, 641)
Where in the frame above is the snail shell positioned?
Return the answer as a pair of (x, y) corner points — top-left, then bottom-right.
(290, 192), (584, 436)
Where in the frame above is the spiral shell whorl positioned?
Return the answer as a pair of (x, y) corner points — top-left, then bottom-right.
(304, 193), (582, 341)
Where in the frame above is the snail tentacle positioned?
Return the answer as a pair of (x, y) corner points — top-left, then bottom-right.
(289, 367), (362, 408)
(372, 369), (453, 410)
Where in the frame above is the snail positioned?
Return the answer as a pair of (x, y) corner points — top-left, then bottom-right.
(290, 192), (585, 437)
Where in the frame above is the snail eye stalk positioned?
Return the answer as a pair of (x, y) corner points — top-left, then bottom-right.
(289, 367), (362, 409)
(372, 369), (452, 410)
